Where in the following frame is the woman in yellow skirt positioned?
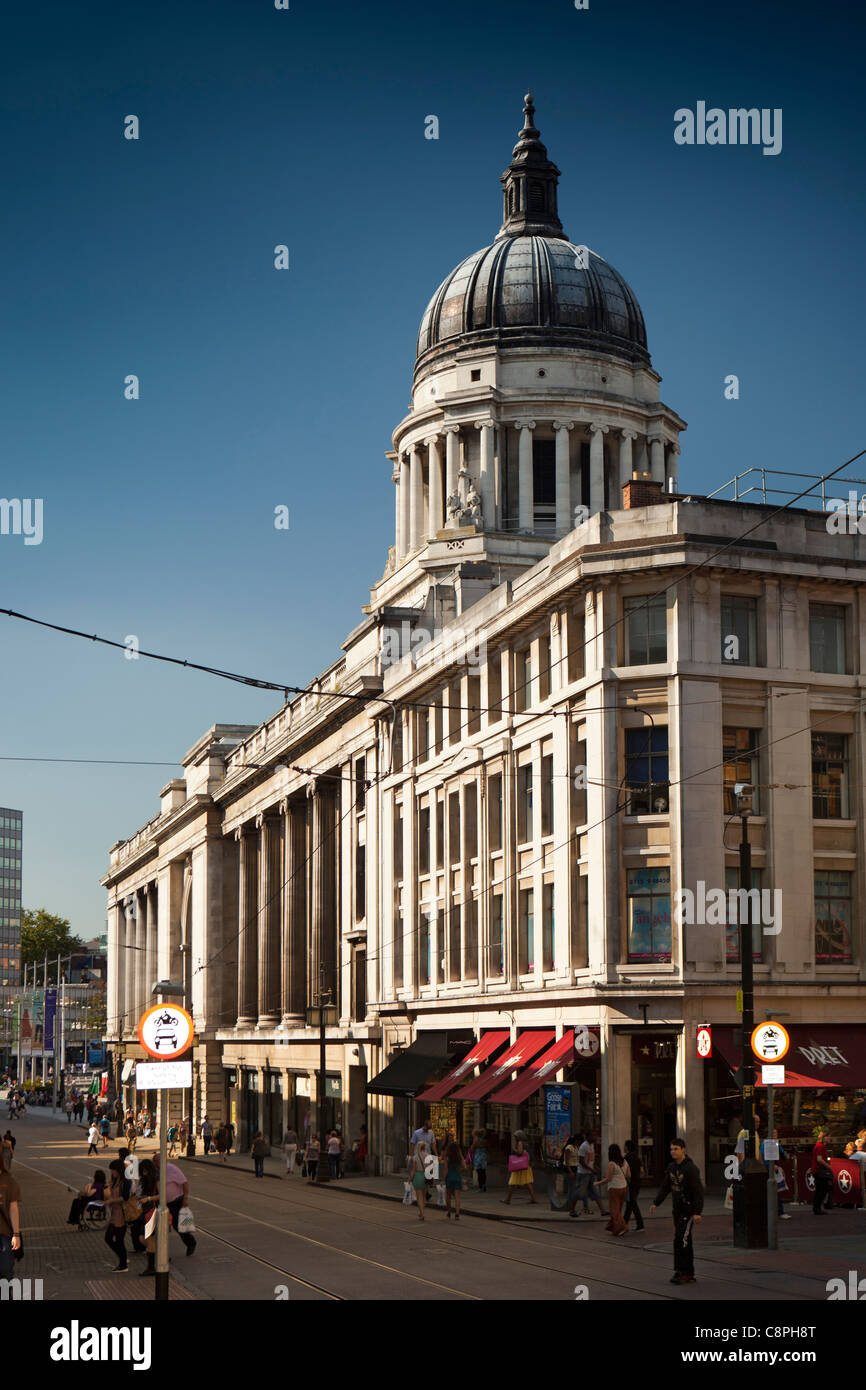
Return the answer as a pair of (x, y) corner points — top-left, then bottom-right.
(501, 1129), (538, 1206)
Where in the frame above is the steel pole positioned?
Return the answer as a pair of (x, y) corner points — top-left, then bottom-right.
(155, 1086), (169, 1301)
(767, 1085), (777, 1250)
(737, 812), (767, 1247)
(316, 979), (330, 1184)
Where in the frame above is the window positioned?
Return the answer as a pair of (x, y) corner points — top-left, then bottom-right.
(391, 713), (403, 773)
(463, 895), (478, 978)
(517, 764), (534, 842)
(354, 843), (366, 921)
(354, 755), (366, 812)
(448, 793), (460, 863)
(538, 635), (551, 702)
(448, 680), (461, 746)
(624, 727), (669, 815)
(720, 596), (757, 666)
(723, 728), (760, 814)
(814, 871), (853, 963)
(435, 800), (444, 870)
(566, 610), (585, 683)
(515, 648), (533, 712)
(418, 806), (430, 875)
(572, 869), (588, 968)
(463, 783), (478, 860)
(470, 368), (481, 382)
(812, 733), (849, 818)
(624, 595), (667, 665)
(418, 913), (431, 987)
(488, 774), (503, 852)
(541, 754), (553, 836)
(627, 867), (672, 963)
(352, 946), (367, 1020)
(724, 866), (763, 963)
(448, 902), (461, 982)
(542, 883), (555, 971)
(467, 675), (481, 735)
(490, 895), (504, 977)
(572, 735), (588, 827)
(532, 440), (556, 535)
(393, 806), (403, 881)
(810, 604), (846, 674)
(487, 652), (502, 720)
(518, 888), (535, 973)
(433, 697), (443, 755)
(416, 710), (430, 762)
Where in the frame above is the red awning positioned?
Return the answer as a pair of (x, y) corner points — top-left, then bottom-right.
(415, 1030), (510, 1103)
(487, 1031), (575, 1105)
(713, 1025), (866, 1088)
(452, 1030), (555, 1102)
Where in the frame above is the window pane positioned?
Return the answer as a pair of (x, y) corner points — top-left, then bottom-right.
(625, 728), (669, 814)
(810, 604), (846, 674)
(720, 597), (756, 665)
(814, 871), (853, 962)
(812, 733), (848, 818)
(626, 867), (671, 962)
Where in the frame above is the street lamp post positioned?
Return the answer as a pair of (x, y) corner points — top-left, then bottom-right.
(733, 783), (768, 1248)
(306, 965), (333, 1185)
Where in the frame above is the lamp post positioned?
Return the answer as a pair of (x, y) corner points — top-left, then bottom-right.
(732, 782), (768, 1248)
(306, 964), (334, 1185)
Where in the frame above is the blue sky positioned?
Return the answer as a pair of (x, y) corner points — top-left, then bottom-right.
(1, 0), (864, 937)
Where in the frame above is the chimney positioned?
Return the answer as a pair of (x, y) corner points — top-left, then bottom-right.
(622, 470), (665, 510)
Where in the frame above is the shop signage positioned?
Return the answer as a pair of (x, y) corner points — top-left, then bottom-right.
(326, 1076), (342, 1099)
(632, 1034), (678, 1064)
(135, 1061), (192, 1090)
(696, 1025), (712, 1059)
(137, 1003), (194, 1061)
(761, 1065), (785, 1086)
(750, 1022), (790, 1064)
(446, 1031), (475, 1053)
(121, 1058), (135, 1083)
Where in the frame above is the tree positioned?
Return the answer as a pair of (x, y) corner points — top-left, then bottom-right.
(21, 909), (84, 972)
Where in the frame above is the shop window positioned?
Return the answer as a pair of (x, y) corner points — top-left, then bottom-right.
(518, 887), (535, 973)
(541, 754), (554, 836)
(467, 675), (481, 735)
(515, 647), (533, 712)
(814, 871), (853, 963)
(624, 727), (669, 815)
(810, 603), (847, 674)
(723, 728), (760, 814)
(354, 842), (365, 921)
(488, 773), (503, 852)
(720, 595), (757, 666)
(517, 764), (534, 843)
(435, 799), (444, 870)
(812, 733), (849, 818)
(418, 806), (430, 876)
(624, 595), (667, 665)
(626, 867), (671, 963)
(724, 866), (763, 963)
(463, 895), (478, 979)
(566, 609), (585, 684)
(490, 894), (505, 976)
(418, 913), (431, 987)
(463, 783), (478, 860)
(542, 882), (555, 971)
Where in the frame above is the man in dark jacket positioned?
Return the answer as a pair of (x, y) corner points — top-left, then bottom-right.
(650, 1138), (704, 1284)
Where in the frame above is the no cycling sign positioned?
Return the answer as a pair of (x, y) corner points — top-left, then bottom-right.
(137, 1002), (195, 1060)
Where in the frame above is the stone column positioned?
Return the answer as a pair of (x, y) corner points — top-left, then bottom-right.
(123, 902), (135, 1034)
(426, 435), (443, 536)
(236, 826), (258, 1027)
(307, 781), (324, 1006)
(444, 425), (460, 499)
(649, 436), (665, 486)
(409, 445), (423, 551)
(475, 419), (495, 529)
(553, 420), (573, 535)
(281, 799), (306, 1024)
(589, 423), (608, 514)
(666, 441), (680, 492)
(257, 812), (281, 1026)
(516, 419), (536, 531)
(143, 884), (156, 1013)
(619, 429), (637, 493)
(399, 454), (410, 559)
(134, 888), (146, 1021)
(393, 465), (403, 560)
(107, 901), (122, 1041)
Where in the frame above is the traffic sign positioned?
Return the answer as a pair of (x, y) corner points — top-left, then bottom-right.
(761, 1064), (785, 1086)
(135, 1060), (192, 1090)
(137, 1003), (194, 1060)
(696, 1025), (712, 1059)
(751, 1021), (790, 1064)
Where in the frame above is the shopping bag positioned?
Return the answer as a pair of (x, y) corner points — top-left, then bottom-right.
(774, 1165), (786, 1189)
(144, 1209), (157, 1240)
(402, 1181), (415, 1206)
(434, 1183), (446, 1207)
(724, 1185), (734, 1210)
(177, 1206), (195, 1234)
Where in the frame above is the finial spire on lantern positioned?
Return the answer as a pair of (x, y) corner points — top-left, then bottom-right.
(496, 94), (566, 241)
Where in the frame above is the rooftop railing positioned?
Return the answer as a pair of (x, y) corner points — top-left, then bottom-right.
(705, 467), (866, 511)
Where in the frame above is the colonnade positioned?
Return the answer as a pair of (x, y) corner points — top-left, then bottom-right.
(392, 417), (681, 561)
(113, 880), (158, 1036)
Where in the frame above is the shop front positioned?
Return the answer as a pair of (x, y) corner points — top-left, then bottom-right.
(367, 1030), (475, 1165)
(630, 1033), (679, 1186)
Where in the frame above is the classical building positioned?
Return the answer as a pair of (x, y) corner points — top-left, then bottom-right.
(103, 98), (866, 1186)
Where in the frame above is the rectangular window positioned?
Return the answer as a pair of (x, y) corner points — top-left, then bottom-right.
(720, 596), (757, 666)
(354, 842), (366, 921)
(393, 806), (403, 881)
(449, 680), (462, 746)
(572, 868), (588, 969)
(626, 867), (672, 963)
(724, 866), (763, 963)
(418, 913), (431, 987)
(353, 946), (367, 1020)
(490, 895), (504, 977)
(435, 799), (444, 870)
(448, 792), (460, 864)
(448, 902), (461, 982)
(354, 755), (366, 812)
(517, 764), (534, 843)
(518, 888), (535, 973)
(814, 871), (853, 963)
(463, 783), (478, 860)
(392, 713), (403, 773)
(624, 727), (669, 815)
(723, 728), (760, 815)
(467, 675), (481, 736)
(542, 882), (555, 971)
(538, 635), (551, 702)
(487, 652), (502, 720)
(566, 610), (585, 683)
(416, 710), (430, 762)
(541, 754), (554, 836)
(515, 648), (533, 712)
(463, 895), (478, 979)
(418, 806), (430, 875)
(624, 595), (667, 665)
(812, 733), (849, 818)
(810, 603), (846, 674)
(488, 773), (503, 852)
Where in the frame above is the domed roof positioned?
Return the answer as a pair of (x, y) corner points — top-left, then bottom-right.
(415, 96), (649, 376)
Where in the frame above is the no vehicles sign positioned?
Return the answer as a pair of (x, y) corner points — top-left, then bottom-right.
(137, 1003), (194, 1060)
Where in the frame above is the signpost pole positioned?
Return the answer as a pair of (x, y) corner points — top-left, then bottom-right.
(766, 1085), (777, 1250)
(155, 1084), (170, 1302)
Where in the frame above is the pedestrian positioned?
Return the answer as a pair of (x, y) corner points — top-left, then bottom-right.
(65, 1098), (74, 1124)
(152, 1156), (196, 1256)
(167, 1123), (179, 1158)
(104, 1159), (130, 1272)
(251, 1131), (268, 1178)
(326, 1131), (342, 1180)
(224, 1121), (235, 1155)
(810, 1129), (834, 1216)
(353, 1124), (368, 1174)
(125, 1119), (137, 1153)
(623, 1139), (645, 1230)
(409, 1141), (430, 1221)
(215, 1124), (228, 1161)
(0, 1143), (22, 1280)
(283, 1125), (299, 1177)
(201, 1115), (213, 1155)
(130, 1159), (159, 1268)
(575, 1132), (607, 1215)
(469, 1128), (488, 1192)
(305, 1133), (320, 1183)
(444, 1140), (467, 1220)
(649, 1138), (705, 1285)
(563, 1133), (581, 1217)
(501, 1129), (538, 1206)
(604, 1145), (629, 1236)
(99, 1114), (110, 1148)
(87, 1121), (100, 1156)
(178, 1119), (188, 1153)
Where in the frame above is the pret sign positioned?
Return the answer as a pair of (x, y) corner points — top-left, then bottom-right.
(751, 1021), (790, 1064)
(137, 1003), (194, 1060)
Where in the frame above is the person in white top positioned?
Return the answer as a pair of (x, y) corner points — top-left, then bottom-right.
(87, 1123), (100, 1155)
(575, 1134), (607, 1215)
(604, 1144), (629, 1236)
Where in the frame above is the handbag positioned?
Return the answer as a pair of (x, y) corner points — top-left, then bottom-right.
(774, 1165), (786, 1189)
(508, 1153), (530, 1172)
(122, 1196), (142, 1223)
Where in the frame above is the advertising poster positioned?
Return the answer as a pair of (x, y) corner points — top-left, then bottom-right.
(544, 1084), (573, 1161)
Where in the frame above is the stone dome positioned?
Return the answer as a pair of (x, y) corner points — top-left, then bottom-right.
(414, 95), (650, 378)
